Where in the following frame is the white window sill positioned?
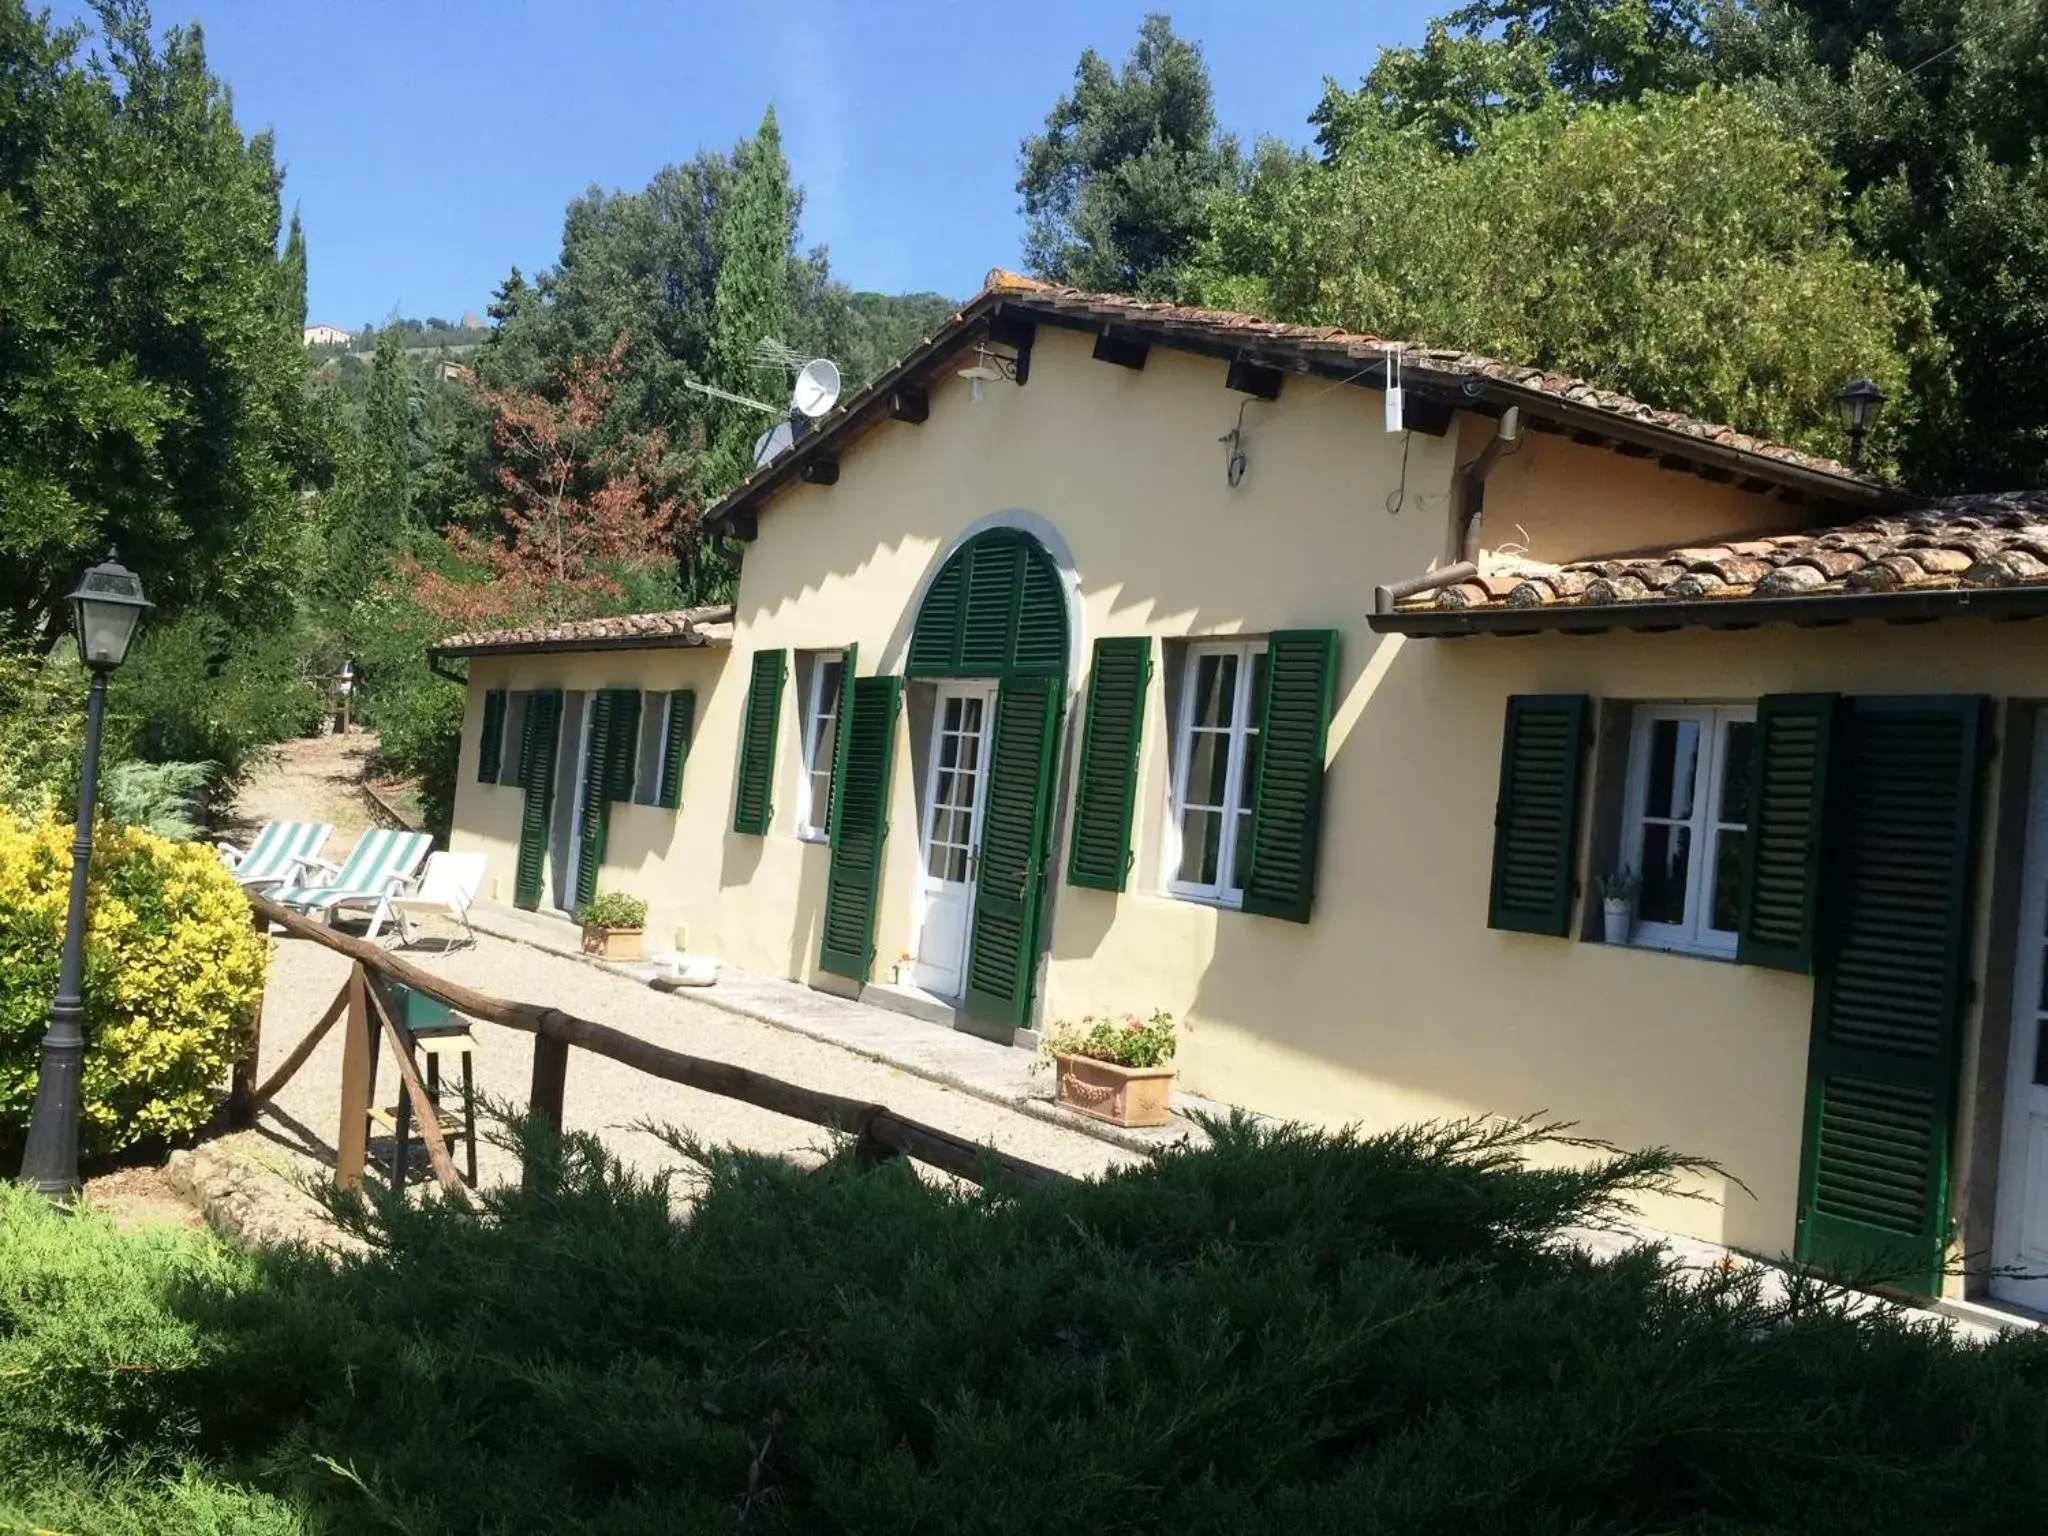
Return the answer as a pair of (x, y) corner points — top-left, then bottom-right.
(796, 829), (830, 846)
(1161, 887), (1245, 914)
(1612, 935), (1738, 963)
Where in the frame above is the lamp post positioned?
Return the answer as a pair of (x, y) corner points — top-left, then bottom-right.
(1833, 377), (1886, 471)
(19, 551), (151, 1199)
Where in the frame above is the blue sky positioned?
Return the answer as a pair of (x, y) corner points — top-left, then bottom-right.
(55, 1), (1435, 326)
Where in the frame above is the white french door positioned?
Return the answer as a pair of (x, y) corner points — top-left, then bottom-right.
(911, 682), (997, 998)
(1995, 710), (2048, 1312)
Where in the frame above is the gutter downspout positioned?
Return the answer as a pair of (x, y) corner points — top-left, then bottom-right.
(427, 650), (468, 686)
(1372, 405), (1522, 614)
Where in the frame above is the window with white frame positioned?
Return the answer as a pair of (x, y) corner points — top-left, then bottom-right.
(1620, 704), (1755, 955)
(1163, 639), (1267, 905)
(630, 691), (672, 807)
(795, 652), (845, 841)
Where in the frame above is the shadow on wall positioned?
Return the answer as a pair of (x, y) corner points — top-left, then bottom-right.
(1182, 634), (1812, 1256)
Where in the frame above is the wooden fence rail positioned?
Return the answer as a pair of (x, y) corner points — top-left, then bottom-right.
(243, 892), (1072, 1196)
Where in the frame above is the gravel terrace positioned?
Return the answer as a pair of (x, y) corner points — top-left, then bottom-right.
(253, 922), (1138, 1196)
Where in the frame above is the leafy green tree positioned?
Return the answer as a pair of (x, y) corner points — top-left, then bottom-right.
(1018, 13), (1240, 295)
(0, 0), (314, 637)
(705, 108), (795, 493)
(1197, 89), (1934, 466)
(1712, 0), (2048, 489)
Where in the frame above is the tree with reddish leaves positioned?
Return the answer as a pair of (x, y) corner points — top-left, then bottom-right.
(412, 336), (693, 628)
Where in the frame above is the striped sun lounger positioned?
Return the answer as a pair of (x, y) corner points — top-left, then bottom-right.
(272, 828), (434, 941)
(218, 820), (332, 890)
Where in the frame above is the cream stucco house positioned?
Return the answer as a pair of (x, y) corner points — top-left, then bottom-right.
(434, 272), (2048, 1315)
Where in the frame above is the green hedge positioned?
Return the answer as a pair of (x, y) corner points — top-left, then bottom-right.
(2, 1115), (2045, 1533)
(0, 811), (268, 1158)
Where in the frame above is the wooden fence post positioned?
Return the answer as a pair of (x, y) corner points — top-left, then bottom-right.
(228, 906), (266, 1127)
(529, 1031), (569, 1131)
(335, 963), (372, 1191)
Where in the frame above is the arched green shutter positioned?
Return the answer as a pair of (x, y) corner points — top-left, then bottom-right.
(1796, 695), (1985, 1294)
(964, 675), (1062, 1032)
(657, 690), (696, 810)
(907, 530), (1066, 680)
(477, 690), (506, 782)
(819, 673), (900, 981)
(1242, 630), (1340, 923)
(1067, 637), (1150, 891)
(1737, 694), (1840, 972)
(514, 690), (562, 911)
(733, 650), (786, 835)
(1486, 695), (1590, 936)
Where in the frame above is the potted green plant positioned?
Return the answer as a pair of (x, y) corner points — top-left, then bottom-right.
(1040, 1011), (1184, 1128)
(1596, 868), (1640, 945)
(577, 891), (649, 962)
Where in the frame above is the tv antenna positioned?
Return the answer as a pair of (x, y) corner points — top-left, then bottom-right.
(683, 342), (843, 469)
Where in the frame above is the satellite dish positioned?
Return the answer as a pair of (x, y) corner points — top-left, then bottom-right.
(791, 357), (841, 419)
(752, 418), (796, 468)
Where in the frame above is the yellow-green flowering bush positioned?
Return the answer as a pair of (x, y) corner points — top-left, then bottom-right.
(0, 811), (267, 1157)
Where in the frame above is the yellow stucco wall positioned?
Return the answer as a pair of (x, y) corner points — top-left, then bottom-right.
(447, 324), (2029, 1275)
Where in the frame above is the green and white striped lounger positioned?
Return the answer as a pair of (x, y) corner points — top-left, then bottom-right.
(218, 820), (332, 890)
(272, 829), (434, 941)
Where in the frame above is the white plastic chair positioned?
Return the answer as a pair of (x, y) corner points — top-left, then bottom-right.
(387, 851), (487, 949)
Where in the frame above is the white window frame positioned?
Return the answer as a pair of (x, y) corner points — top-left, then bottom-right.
(1162, 638), (1267, 908)
(630, 691), (673, 807)
(794, 652), (845, 843)
(1619, 702), (1756, 957)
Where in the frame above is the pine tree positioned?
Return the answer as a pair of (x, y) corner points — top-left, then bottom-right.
(704, 107), (793, 494)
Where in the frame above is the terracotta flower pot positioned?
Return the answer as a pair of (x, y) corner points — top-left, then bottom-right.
(1053, 1052), (1175, 1128)
(582, 925), (645, 962)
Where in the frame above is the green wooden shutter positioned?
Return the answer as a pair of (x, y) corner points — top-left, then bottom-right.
(824, 643), (859, 843)
(1486, 694), (1590, 936)
(732, 650), (787, 835)
(1067, 637), (1151, 892)
(964, 675), (1062, 1033)
(818, 673), (900, 981)
(1738, 694), (1841, 973)
(604, 688), (641, 802)
(657, 690), (696, 810)
(574, 691), (616, 910)
(1796, 695), (1986, 1295)
(908, 556), (965, 673)
(477, 690), (506, 782)
(1241, 630), (1340, 923)
(513, 690), (561, 910)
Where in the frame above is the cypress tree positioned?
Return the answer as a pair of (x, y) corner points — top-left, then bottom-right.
(704, 107), (793, 494)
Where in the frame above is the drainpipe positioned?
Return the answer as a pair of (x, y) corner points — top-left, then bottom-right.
(1371, 405), (1522, 614)
(427, 650), (468, 685)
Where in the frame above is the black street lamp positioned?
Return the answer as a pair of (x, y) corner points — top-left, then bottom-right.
(19, 551), (151, 1199)
(1833, 377), (1886, 471)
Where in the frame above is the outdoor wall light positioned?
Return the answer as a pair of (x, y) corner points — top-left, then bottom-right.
(956, 342), (1022, 402)
(1833, 377), (1886, 470)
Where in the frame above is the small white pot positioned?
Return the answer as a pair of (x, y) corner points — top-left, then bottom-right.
(1602, 898), (1633, 946)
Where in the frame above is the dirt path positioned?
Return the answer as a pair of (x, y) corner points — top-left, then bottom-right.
(223, 731), (384, 857)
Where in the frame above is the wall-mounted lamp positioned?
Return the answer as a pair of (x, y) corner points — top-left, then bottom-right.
(957, 342), (1022, 402)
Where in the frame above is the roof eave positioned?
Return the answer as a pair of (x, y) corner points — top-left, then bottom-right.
(429, 633), (727, 660)
(1368, 584), (2048, 637)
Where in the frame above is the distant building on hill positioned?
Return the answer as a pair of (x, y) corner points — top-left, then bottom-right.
(459, 310), (486, 330)
(302, 323), (353, 347)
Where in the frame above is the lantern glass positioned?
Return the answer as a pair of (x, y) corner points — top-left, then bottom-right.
(1833, 377), (1885, 436)
(67, 557), (151, 670)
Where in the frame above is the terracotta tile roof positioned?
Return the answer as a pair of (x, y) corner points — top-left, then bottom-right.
(706, 270), (1895, 533)
(1400, 491), (2048, 615)
(432, 605), (735, 657)
(984, 271), (1872, 485)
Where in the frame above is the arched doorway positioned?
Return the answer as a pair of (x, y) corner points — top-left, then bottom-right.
(902, 528), (1069, 1035)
